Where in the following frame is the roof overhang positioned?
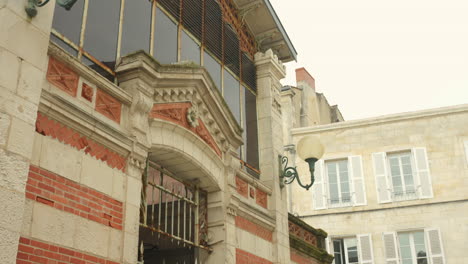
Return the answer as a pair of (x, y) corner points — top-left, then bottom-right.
(234, 0), (298, 62)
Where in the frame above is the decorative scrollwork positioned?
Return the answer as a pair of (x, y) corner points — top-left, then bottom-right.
(279, 156), (315, 191)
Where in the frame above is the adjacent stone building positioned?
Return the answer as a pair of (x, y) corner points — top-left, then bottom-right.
(0, 0), (332, 263)
(289, 104), (468, 264)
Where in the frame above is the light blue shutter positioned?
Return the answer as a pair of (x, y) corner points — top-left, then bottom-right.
(313, 160), (327, 210)
(383, 232), (400, 264)
(372, 152), (391, 203)
(349, 155), (366, 206)
(358, 234), (374, 264)
(425, 228), (445, 264)
(412, 148), (433, 199)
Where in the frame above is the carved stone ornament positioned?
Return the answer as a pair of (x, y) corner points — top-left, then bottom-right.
(186, 105), (199, 128)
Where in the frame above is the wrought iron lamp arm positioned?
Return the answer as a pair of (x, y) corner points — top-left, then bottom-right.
(279, 156), (316, 191)
(25, 0), (77, 18)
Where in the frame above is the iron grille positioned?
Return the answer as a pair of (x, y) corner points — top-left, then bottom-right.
(158, 0), (181, 21)
(241, 52), (256, 92)
(182, 0), (203, 40)
(140, 161), (208, 248)
(224, 23), (240, 75)
(204, 0), (223, 61)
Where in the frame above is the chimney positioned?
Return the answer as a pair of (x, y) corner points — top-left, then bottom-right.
(295, 67), (315, 89)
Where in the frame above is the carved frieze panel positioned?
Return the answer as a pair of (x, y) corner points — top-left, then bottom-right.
(47, 57), (79, 97)
(95, 89), (122, 124)
(288, 221), (318, 247)
(150, 102), (222, 157)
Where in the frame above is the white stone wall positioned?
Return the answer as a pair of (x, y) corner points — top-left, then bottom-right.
(290, 105), (468, 263)
(0, 0), (54, 262)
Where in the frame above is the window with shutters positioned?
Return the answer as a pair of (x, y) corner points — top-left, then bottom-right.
(388, 152), (417, 201)
(326, 160), (352, 206)
(372, 148), (433, 204)
(384, 229), (445, 264)
(313, 156), (367, 210)
(327, 234), (374, 264)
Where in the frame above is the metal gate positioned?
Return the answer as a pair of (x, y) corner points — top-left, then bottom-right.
(138, 161), (209, 263)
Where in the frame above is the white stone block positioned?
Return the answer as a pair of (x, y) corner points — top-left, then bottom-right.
(31, 203), (76, 248)
(0, 148), (29, 192)
(126, 176), (142, 207)
(123, 232), (138, 264)
(0, 226), (20, 264)
(17, 60), (44, 104)
(0, 112), (11, 147)
(74, 218), (110, 258)
(81, 154), (114, 198)
(108, 228), (123, 261)
(0, 188), (25, 233)
(0, 48), (20, 92)
(112, 170), (125, 201)
(0, 88), (39, 124)
(124, 204), (139, 235)
(21, 199), (33, 237)
(0, 8), (50, 69)
(30, 132), (42, 166)
(6, 117), (35, 158)
(39, 136), (82, 182)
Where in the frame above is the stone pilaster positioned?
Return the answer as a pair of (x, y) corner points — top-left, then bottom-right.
(255, 49), (290, 263)
(116, 53), (157, 264)
(0, 0), (54, 263)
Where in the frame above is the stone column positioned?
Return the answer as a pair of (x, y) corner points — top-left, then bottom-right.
(255, 49), (290, 263)
(0, 1), (54, 263)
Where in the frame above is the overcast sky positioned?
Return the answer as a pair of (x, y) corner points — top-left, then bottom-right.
(269, 0), (468, 120)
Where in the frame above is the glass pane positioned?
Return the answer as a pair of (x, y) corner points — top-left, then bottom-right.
(120, 0), (152, 56)
(345, 238), (358, 263)
(81, 56), (114, 82)
(402, 259), (413, 264)
(399, 233), (410, 246)
(333, 240), (343, 264)
(329, 183), (339, 203)
(400, 245), (412, 258)
(342, 193), (351, 203)
(414, 232), (425, 245)
(204, 51), (222, 91)
(154, 7), (178, 64)
(244, 87), (259, 171)
(180, 31), (200, 64)
(84, 0), (120, 67)
(417, 258), (428, 264)
(52, 0), (84, 44)
(223, 69), (240, 123)
(327, 163), (337, 184)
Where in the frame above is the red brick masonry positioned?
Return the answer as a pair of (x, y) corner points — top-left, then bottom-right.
(35, 113), (126, 172)
(235, 216), (272, 242)
(236, 248), (272, 264)
(27, 165), (123, 230)
(17, 237), (119, 264)
(290, 249), (320, 264)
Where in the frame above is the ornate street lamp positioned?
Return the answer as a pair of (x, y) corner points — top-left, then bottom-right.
(25, 0), (78, 18)
(279, 136), (324, 190)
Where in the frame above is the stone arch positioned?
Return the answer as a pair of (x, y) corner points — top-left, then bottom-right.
(149, 120), (224, 192)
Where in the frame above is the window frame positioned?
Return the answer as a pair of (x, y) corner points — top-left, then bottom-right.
(325, 159), (352, 207)
(331, 237), (360, 264)
(396, 231), (429, 264)
(387, 151), (418, 201)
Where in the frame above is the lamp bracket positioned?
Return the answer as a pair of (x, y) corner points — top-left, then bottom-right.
(278, 155), (316, 191)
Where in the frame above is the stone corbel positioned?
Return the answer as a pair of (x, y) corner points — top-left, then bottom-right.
(129, 89), (153, 138)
